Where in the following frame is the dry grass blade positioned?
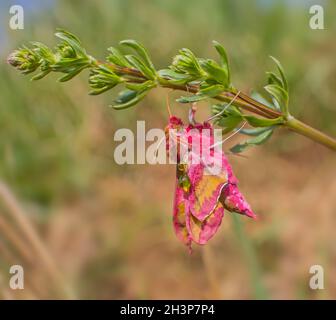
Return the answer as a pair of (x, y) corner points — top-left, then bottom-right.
(0, 181), (76, 299)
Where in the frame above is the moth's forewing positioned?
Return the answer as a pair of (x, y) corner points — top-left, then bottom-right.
(220, 183), (257, 219)
(187, 158), (228, 222)
(181, 124), (228, 245)
(185, 201), (224, 245)
(172, 166), (192, 248)
(184, 161), (226, 244)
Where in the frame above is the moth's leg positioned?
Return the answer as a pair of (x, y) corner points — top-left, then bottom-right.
(188, 102), (197, 125)
(166, 90), (173, 117)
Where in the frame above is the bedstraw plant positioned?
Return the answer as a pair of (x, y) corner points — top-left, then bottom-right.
(7, 29), (336, 153)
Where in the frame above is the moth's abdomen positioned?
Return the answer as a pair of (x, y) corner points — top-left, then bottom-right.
(220, 184), (256, 219)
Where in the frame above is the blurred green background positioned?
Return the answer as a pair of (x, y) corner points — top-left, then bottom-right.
(0, 0), (335, 299)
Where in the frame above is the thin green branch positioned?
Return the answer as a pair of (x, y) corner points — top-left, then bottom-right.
(286, 117), (336, 151)
(7, 29), (336, 152)
(101, 62), (281, 118)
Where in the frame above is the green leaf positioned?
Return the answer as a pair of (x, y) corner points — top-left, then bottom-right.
(250, 91), (274, 109)
(120, 39), (156, 73)
(243, 115), (284, 127)
(107, 47), (132, 68)
(115, 89), (137, 104)
(244, 128), (273, 145)
(217, 115), (242, 133)
(211, 103), (242, 120)
(264, 84), (289, 115)
(58, 65), (87, 82)
(266, 71), (283, 88)
(212, 41), (230, 83)
(240, 127), (274, 136)
(172, 48), (204, 77)
(88, 65), (122, 94)
(31, 70), (51, 81)
(55, 28), (81, 44)
(89, 86), (114, 95)
(31, 41), (55, 63)
(112, 89), (149, 110)
(112, 81), (155, 109)
(199, 59), (229, 86)
(55, 29), (85, 57)
(269, 56), (288, 91)
(230, 128), (274, 153)
(125, 80), (155, 91)
(177, 84), (224, 103)
(125, 55), (156, 80)
(157, 69), (193, 85)
(52, 57), (89, 72)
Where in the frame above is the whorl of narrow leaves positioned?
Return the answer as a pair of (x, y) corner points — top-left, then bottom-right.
(7, 29), (292, 153)
(7, 29), (95, 82)
(88, 65), (123, 95)
(8, 46), (41, 74)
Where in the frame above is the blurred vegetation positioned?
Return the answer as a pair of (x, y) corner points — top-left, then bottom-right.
(0, 0), (335, 299)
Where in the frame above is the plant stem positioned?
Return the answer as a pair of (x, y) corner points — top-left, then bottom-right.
(9, 35), (336, 151)
(201, 245), (222, 299)
(231, 214), (269, 299)
(161, 82), (277, 118)
(167, 82), (336, 150)
(105, 63), (336, 151)
(285, 116), (336, 151)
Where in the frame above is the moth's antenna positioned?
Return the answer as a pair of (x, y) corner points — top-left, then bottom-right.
(153, 92), (172, 164)
(166, 91), (172, 117)
(211, 121), (247, 148)
(207, 90), (240, 122)
(188, 103), (197, 125)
